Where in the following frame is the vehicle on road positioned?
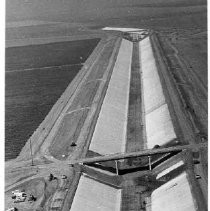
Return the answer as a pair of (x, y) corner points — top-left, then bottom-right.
(196, 175), (202, 179)
(6, 208), (18, 211)
(11, 190), (26, 199)
(28, 194), (37, 203)
(48, 173), (57, 181)
(14, 195), (26, 203)
(61, 175), (67, 179)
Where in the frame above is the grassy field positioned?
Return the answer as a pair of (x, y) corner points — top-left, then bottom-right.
(5, 39), (100, 160)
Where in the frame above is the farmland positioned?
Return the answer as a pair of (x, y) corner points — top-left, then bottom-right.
(5, 39), (100, 160)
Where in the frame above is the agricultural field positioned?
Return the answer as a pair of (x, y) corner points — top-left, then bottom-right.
(5, 39), (100, 160)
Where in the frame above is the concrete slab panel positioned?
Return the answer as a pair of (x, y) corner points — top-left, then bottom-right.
(139, 37), (177, 148)
(140, 37), (165, 114)
(102, 27), (144, 32)
(151, 172), (196, 211)
(70, 175), (121, 211)
(89, 105), (126, 154)
(146, 104), (176, 149)
(89, 39), (132, 155)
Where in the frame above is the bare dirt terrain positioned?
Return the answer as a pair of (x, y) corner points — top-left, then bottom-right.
(157, 30), (207, 136)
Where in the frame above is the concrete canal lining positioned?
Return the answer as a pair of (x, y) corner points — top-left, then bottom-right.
(89, 39), (133, 155)
(151, 172), (196, 211)
(70, 175), (121, 211)
(156, 160), (184, 179)
(139, 37), (176, 149)
(146, 104), (177, 149)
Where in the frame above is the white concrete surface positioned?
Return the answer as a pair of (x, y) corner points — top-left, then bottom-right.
(102, 27), (144, 32)
(139, 37), (176, 149)
(151, 172), (196, 211)
(140, 37), (165, 114)
(156, 160), (184, 179)
(146, 104), (177, 149)
(89, 39), (132, 155)
(70, 175), (121, 211)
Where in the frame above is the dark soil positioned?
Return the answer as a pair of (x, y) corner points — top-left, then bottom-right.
(126, 42), (144, 153)
(6, 39), (100, 71)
